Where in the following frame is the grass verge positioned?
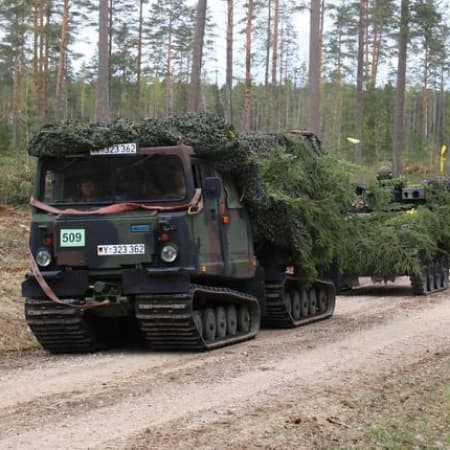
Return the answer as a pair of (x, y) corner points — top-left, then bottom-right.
(0, 205), (37, 353)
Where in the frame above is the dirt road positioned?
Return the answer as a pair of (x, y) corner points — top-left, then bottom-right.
(1, 279), (450, 449)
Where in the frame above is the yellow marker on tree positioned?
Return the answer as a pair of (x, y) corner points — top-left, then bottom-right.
(440, 145), (448, 175)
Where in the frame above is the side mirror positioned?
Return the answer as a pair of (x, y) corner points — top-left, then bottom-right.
(203, 177), (222, 199)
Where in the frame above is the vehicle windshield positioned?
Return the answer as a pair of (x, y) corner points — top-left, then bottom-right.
(41, 154), (187, 205)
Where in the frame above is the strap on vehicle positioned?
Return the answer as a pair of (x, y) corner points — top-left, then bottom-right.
(30, 188), (203, 216)
(28, 249), (109, 310)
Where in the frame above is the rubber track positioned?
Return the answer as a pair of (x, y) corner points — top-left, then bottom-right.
(135, 284), (260, 351)
(25, 298), (97, 354)
(410, 256), (449, 295)
(262, 277), (336, 328)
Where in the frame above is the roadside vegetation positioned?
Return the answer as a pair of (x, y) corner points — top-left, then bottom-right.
(0, 205), (36, 354)
(344, 358), (450, 449)
(0, 153), (34, 206)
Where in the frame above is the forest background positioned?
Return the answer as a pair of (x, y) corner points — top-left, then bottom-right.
(0, 0), (449, 204)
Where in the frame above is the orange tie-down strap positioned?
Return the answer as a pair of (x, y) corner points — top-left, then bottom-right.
(29, 188), (203, 216)
(28, 249), (109, 310)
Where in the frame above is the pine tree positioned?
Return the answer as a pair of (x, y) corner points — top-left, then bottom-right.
(187, 0), (207, 112)
(95, 0), (110, 122)
(0, 0), (32, 147)
(393, 0), (409, 176)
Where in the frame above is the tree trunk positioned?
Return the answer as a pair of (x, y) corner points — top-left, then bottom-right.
(264, 0), (272, 89)
(308, 0), (321, 135)
(423, 45), (429, 141)
(11, 54), (21, 148)
(355, 0), (368, 163)
(269, 0), (279, 129)
(225, 0), (234, 123)
(370, 26), (382, 88)
(392, 0), (409, 176)
(187, 0), (207, 112)
(271, 0), (279, 86)
(95, 0), (110, 122)
(108, 0), (113, 109)
(55, 0), (70, 119)
(243, 0), (254, 130)
(164, 18), (173, 116)
(33, 1), (39, 115)
(135, 0), (144, 118)
(42, 2), (50, 123)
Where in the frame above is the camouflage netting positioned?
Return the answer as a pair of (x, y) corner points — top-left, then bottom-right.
(28, 113), (355, 281)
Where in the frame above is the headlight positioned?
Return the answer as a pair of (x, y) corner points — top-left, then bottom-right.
(160, 244), (178, 263)
(36, 248), (52, 267)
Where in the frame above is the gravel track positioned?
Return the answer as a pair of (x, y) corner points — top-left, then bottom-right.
(1, 278), (449, 449)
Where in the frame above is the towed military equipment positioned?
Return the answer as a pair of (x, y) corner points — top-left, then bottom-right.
(340, 175), (450, 295)
(22, 114), (339, 353)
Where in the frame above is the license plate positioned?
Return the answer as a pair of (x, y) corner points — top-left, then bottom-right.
(90, 143), (137, 155)
(97, 244), (145, 256)
(60, 229), (85, 247)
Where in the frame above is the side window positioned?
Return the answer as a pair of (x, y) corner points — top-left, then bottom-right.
(224, 179), (243, 209)
(192, 164), (203, 188)
(43, 171), (56, 203)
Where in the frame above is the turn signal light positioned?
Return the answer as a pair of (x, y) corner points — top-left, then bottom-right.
(159, 232), (170, 242)
(43, 235), (53, 246)
(222, 216), (230, 225)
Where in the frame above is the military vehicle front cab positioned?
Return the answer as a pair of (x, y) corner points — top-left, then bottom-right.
(23, 143), (261, 352)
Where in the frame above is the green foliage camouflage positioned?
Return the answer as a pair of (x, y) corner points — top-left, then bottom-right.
(28, 113), (354, 281)
(27, 113), (450, 282)
(340, 181), (450, 279)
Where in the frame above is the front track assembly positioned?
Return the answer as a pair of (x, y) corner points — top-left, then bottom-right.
(25, 298), (97, 353)
(135, 284), (260, 351)
(263, 276), (336, 328)
(410, 255), (449, 295)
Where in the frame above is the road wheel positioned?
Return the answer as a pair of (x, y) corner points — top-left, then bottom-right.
(216, 306), (227, 338)
(193, 311), (203, 336)
(284, 292), (292, 315)
(237, 305), (250, 332)
(291, 290), (301, 320)
(202, 308), (216, 341)
(318, 289), (327, 313)
(434, 259), (442, 289)
(420, 265), (429, 294)
(301, 289), (309, 317)
(226, 304), (237, 336)
(427, 262), (435, 292)
(442, 257), (449, 289)
(309, 289), (317, 315)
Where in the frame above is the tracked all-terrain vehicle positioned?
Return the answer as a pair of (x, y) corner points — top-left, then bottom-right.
(341, 174), (450, 295)
(23, 139), (335, 353)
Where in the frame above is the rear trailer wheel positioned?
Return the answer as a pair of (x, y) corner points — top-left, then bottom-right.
(216, 306), (227, 338)
(301, 289), (309, 317)
(238, 305), (250, 332)
(193, 311), (203, 336)
(291, 290), (301, 320)
(226, 304), (238, 336)
(309, 289), (317, 315)
(202, 308), (217, 341)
